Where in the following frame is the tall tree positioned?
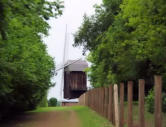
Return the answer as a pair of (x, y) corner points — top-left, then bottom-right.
(74, 0), (166, 88)
(73, 0), (122, 54)
(0, 0), (63, 119)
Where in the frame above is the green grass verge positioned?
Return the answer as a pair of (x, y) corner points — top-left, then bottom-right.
(28, 106), (71, 113)
(71, 106), (113, 127)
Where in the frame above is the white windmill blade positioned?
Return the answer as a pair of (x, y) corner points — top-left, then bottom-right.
(55, 58), (82, 72)
(60, 24), (69, 102)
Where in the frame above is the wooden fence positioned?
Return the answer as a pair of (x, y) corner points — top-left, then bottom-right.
(79, 75), (162, 127)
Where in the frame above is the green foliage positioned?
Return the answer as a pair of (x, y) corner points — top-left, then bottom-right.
(0, 0), (63, 119)
(39, 94), (48, 107)
(73, 0), (122, 54)
(74, 0), (166, 87)
(48, 98), (57, 107)
(162, 93), (166, 112)
(0, 0), (64, 40)
(146, 89), (154, 113)
(146, 89), (166, 113)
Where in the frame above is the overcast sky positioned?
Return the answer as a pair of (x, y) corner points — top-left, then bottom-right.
(44, 0), (102, 100)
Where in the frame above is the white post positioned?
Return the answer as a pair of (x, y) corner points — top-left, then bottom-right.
(114, 84), (120, 127)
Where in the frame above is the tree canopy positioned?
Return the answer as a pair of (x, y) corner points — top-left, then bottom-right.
(0, 0), (63, 119)
(74, 0), (166, 88)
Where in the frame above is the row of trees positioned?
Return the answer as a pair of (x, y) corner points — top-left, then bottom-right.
(74, 0), (166, 90)
(0, 0), (63, 119)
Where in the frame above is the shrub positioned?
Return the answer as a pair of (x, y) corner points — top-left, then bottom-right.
(146, 89), (166, 113)
(146, 89), (154, 113)
(162, 93), (166, 112)
(48, 98), (57, 107)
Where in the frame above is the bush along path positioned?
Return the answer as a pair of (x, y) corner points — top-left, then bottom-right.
(0, 106), (113, 127)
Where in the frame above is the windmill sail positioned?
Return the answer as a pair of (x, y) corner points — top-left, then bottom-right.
(60, 25), (68, 102)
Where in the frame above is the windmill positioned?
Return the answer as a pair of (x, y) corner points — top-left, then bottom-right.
(55, 25), (88, 102)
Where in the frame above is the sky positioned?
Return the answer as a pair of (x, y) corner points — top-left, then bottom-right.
(44, 0), (102, 100)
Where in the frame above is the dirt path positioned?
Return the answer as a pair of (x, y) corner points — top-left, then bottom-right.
(1, 110), (80, 127)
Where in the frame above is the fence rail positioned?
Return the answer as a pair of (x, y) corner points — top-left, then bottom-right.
(79, 75), (162, 127)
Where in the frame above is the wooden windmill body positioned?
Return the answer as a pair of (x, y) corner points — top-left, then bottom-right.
(64, 60), (88, 99)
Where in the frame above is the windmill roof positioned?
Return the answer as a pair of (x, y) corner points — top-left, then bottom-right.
(64, 60), (88, 71)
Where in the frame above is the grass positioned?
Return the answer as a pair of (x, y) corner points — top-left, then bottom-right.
(72, 106), (113, 127)
(27, 106), (71, 113)
(123, 102), (166, 127)
(28, 106), (113, 127)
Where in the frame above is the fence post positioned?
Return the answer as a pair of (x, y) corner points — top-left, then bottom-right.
(89, 90), (91, 108)
(99, 87), (102, 115)
(114, 84), (120, 127)
(103, 87), (106, 117)
(87, 91), (89, 107)
(120, 83), (124, 127)
(96, 88), (98, 112)
(84, 93), (86, 105)
(92, 90), (94, 109)
(102, 87), (105, 116)
(86, 91), (89, 106)
(97, 88), (100, 113)
(105, 87), (109, 118)
(139, 79), (145, 127)
(112, 88), (115, 125)
(94, 89), (96, 111)
(91, 90), (92, 108)
(109, 85), (113, 123)
(85, 93), (87, 106)
(154, 75), (162, 127)
(128, 81), (133, 127)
